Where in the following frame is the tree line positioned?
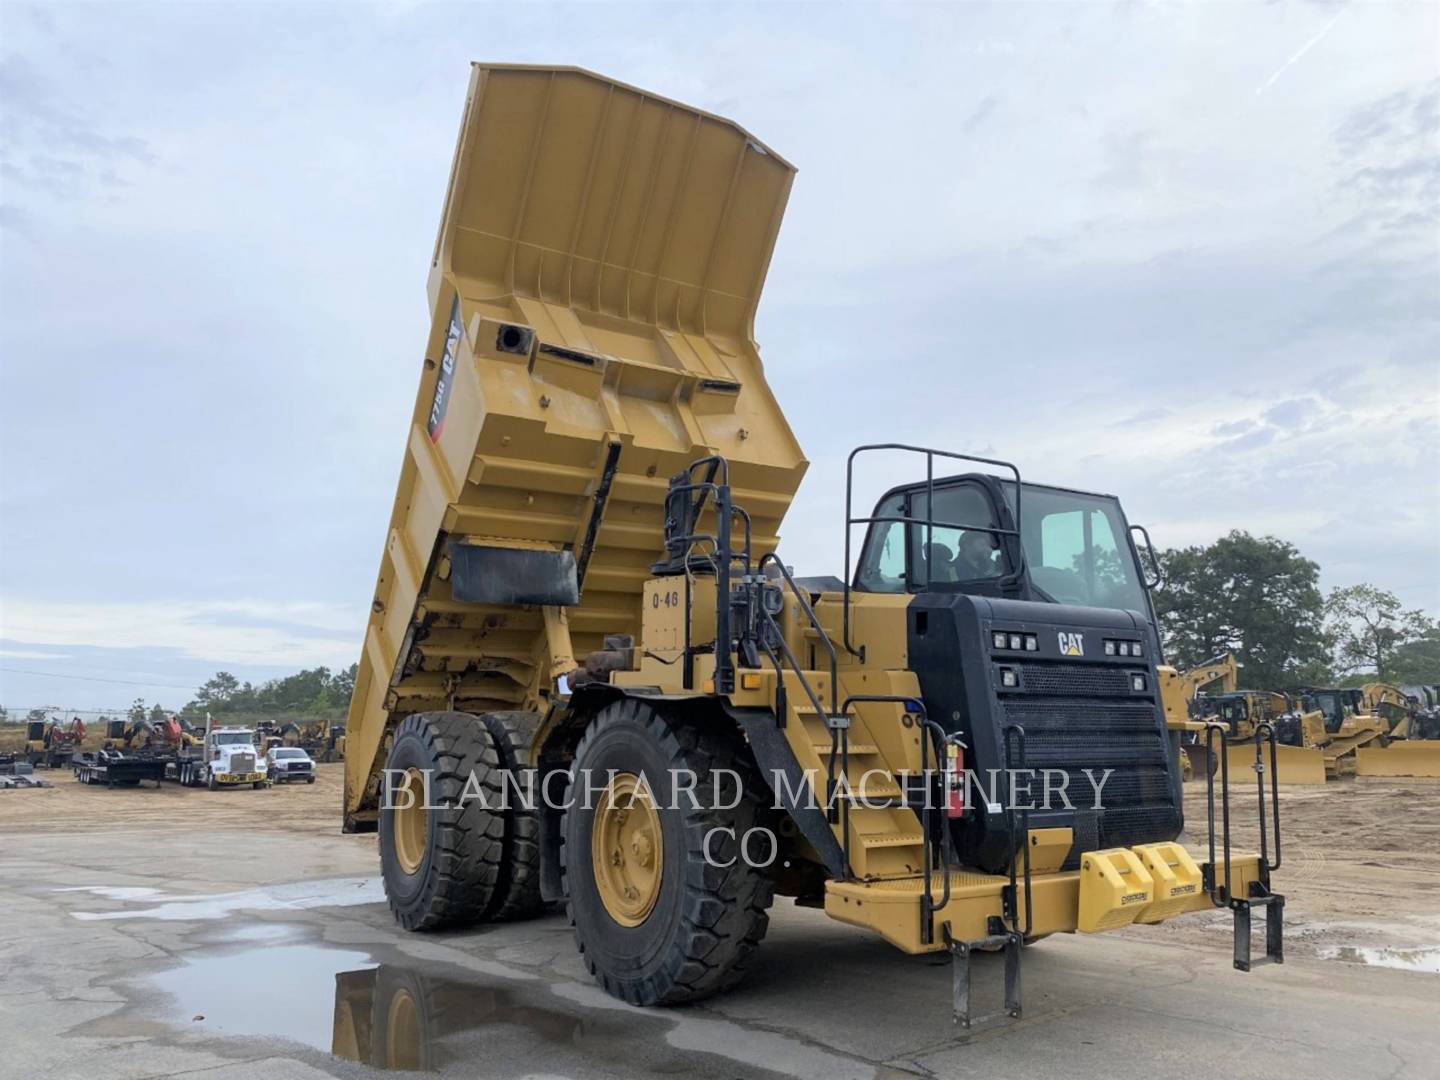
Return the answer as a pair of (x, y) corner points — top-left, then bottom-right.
(113, 664), (359, 728)
(1153, 530), (1438, 689)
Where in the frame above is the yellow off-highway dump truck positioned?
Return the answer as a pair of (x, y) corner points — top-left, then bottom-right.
(346, 64), (1284, 1025)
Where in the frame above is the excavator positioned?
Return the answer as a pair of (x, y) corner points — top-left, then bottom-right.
(1157, 653), (1235, 782)
(25, 716), (85, 768)
(344, 64), (1288, 1027)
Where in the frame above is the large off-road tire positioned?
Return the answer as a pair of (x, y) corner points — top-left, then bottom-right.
(476, 711), (546, 922)
(379, 712), (506, 931)
(562, 697), (774, 1006)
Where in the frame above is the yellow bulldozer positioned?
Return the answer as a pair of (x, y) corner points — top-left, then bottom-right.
(1158, 657), (1325, 784)
(344, 64), (1286, 1025)
(1352, 683), (1440, 778)
(1272, 686), (1413, 779)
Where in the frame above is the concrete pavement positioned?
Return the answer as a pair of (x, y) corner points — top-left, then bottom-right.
(1, 825), (1435, 1080)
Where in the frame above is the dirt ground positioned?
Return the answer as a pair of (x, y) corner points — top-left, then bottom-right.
(3, 762), (1438, 958)
(0, 758), (352, 837)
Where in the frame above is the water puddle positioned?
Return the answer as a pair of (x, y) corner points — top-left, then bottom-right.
(137, 929), (825, 1076)
(152, 942), (377, 1052)
(63, 877), (384, 921)
(1316, 944), (1440, 974)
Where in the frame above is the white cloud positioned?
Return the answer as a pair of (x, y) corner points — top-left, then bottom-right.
(0, 599), (360, 668)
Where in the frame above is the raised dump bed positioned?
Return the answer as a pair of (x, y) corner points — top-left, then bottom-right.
(345, 65), (807, 829)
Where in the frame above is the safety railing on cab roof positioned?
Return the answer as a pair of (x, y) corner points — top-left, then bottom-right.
(842, 444), (1024, 660)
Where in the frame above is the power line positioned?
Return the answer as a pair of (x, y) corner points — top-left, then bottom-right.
(0, 666), (198, 692)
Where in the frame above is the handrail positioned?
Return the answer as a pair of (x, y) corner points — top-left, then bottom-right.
(1204, 721), (1233, 904)
(757, 552), (838, 717)
(843, 444), (1024, 659)
(1252, 722), (1282, 874)
(916, 713), (956, 944)
(1003, 723), (1033, 936)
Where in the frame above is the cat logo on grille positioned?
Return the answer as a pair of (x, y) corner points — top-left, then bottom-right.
(1058, 631), (1085, 657)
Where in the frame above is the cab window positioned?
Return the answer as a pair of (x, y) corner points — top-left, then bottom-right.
(854, 494), (907, 593)
(909, 484), (1002, 587)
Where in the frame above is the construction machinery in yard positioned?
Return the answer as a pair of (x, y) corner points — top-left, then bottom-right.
(1156, 657), (1324, 784)
(1353, 683), (1440, 778)
(1208, 690), (1326, 786)
(25, 716), (85, 768)
(345, 64), (1285, 1025)
(1274, 687), (1397, 779)
(1158, 654), (1235, 782)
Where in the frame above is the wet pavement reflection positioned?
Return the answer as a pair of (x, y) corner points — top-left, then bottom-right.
(1315, 944), (1440, 974)
(332, 964), (589, 1072)
(143, 925), (802, 1077)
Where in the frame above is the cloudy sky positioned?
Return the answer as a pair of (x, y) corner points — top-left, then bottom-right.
(1, 0), (1436, 712)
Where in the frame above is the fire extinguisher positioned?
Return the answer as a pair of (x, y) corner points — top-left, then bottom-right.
(945, 739), (967, 818)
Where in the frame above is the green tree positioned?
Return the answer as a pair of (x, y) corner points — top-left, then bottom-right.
(148, 703), (168, 725)
(128, 699), (147, 725)
(1386, 630), (1440, 684)
(195, 671), (241, 708)
(1153, 530), (1328, 688)
(330, 663), (357, 706)
(1326, 585), (1437, 679)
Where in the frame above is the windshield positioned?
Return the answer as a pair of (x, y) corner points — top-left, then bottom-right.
(214, 732), (253, 746)
(1005, 483), (1148, 611)
(1309, 691), (1345, 732)
(855, 479), (1150, 612)
(274, 749), (305, 758)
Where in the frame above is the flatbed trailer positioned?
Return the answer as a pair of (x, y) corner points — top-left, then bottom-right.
(73, 750), (168, 789)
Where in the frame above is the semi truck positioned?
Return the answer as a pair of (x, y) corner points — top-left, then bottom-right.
(172, 721), (269, 789)
(344, 64), (1286, 1025)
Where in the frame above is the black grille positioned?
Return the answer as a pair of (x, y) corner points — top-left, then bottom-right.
(1013, 663), (1132, 696)
(1001, 690), (1176, 857)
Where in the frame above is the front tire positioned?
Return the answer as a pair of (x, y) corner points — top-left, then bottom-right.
(379, 712), (506, 931)
(562, 698), (774, 1006)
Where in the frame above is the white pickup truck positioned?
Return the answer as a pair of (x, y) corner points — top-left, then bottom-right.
(174, 725), (269, 789)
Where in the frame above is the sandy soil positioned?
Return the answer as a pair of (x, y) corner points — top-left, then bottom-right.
(4, 761), (1437, 957)
(0, 759), (349, 837)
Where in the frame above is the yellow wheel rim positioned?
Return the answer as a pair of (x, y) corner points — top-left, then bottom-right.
(393, 768), (428, 875)
(385, 988), (421, 1071)
(591, 772), (663, 927)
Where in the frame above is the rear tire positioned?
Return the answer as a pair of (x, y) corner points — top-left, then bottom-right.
(562, 697), (774, 1006)
(379, 712), (506, 931)
(477, 711), (546, 922)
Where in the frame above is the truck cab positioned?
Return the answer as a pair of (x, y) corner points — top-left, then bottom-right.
(850, 468), (1176, 871)
(175, 725), (268, 789)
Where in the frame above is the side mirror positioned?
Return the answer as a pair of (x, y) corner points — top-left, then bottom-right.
(1129, 524), (1163, 591)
